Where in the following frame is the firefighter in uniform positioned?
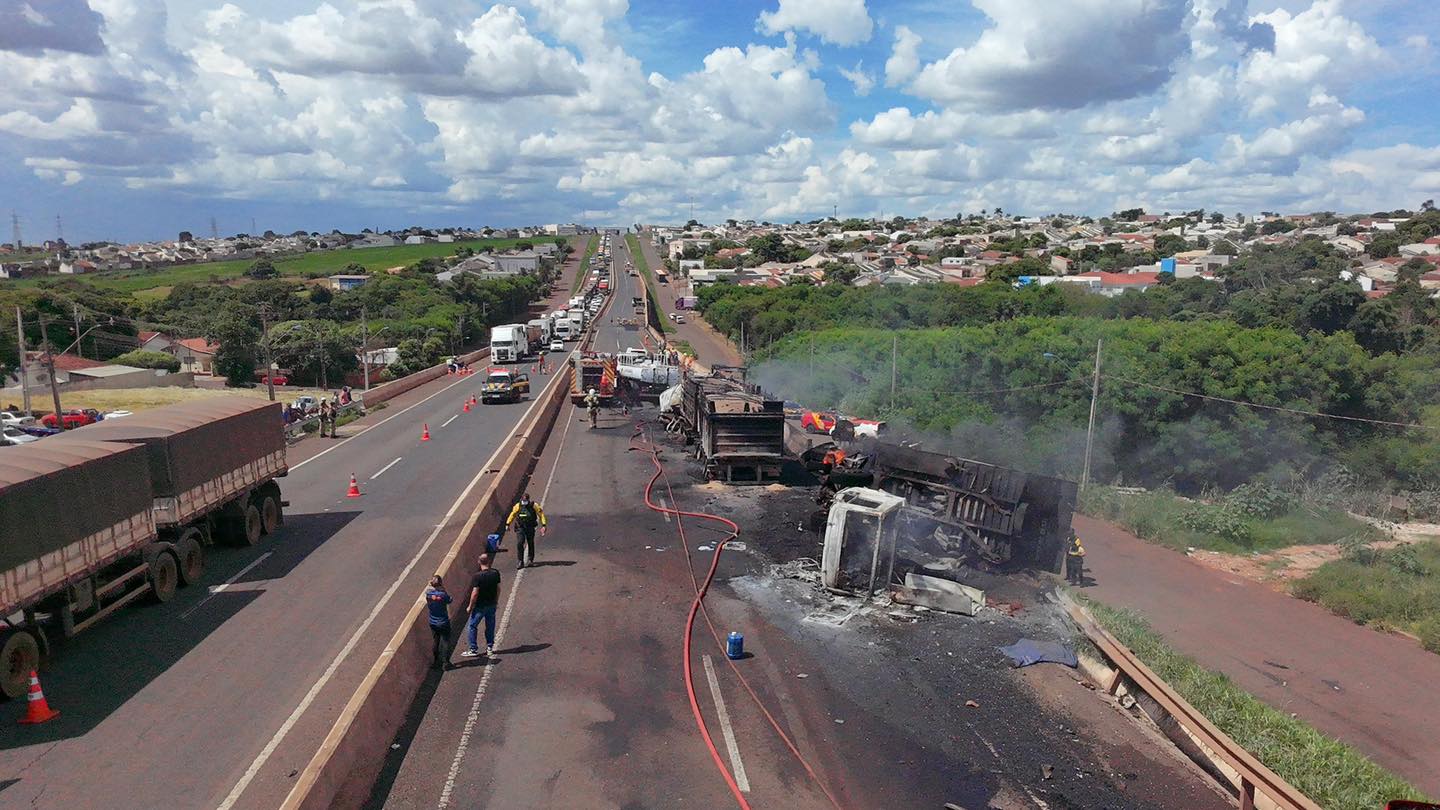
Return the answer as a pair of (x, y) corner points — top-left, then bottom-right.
(506, 492), (548, 570)
(1066, 534), (1086, 586)
(584, 387), (600, 427)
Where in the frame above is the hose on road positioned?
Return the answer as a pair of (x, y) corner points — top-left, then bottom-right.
(629, 425), (846, 810)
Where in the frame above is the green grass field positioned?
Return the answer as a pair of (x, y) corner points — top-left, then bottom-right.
(9, 238), (535, 295)
(625, 233), (672, 333)
(1085, 599), (1427, 810)
(572, 234), (597, 294)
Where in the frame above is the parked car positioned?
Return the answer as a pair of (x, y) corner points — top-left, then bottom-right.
(1, 425), (40, 445)
(674, 315), (686, 324)
(41, 409), (99, 429)
(0, 412), (36, 427)
(291, 395), (319, 414)
(103, 410), (134, 420)
(258, 373), (289, 386)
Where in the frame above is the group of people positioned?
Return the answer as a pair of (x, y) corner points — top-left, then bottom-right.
(423, 493), (548, 667)
(280, 387), (353, 437)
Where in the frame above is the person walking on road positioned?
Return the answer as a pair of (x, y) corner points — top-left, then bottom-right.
(317, 399), (333, 438)
(1066, 534), (1086, 586)
(462, 554), (501, 658)
(425, 575), (453, 669)
(584, 388), (600, 428)
(506, 492), (548, 569)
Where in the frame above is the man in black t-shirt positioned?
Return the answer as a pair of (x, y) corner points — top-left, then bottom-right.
(462, 554), (502, 658)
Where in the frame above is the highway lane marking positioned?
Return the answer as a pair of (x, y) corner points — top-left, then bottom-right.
(180, 552), (273, 619)
(703, 654), (750, 793)
(437, 401), (577, 807)
(219, 381), (552, 810)
(289, 373), (473, 472)
(371, 457), (403, 480)
(442, 414), (459, 428)
(657, 495), (671, 523)
(436, 566), (524, 808)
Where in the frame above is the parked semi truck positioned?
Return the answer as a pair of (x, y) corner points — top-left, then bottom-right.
(490, 323), (529, 363)
(0, 399), (287, 698)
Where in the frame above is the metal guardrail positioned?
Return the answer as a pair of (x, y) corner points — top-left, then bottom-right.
(1064, 597), (1322, 810)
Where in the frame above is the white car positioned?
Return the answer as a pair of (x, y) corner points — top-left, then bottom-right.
(2, 425), (39, 445)
(550, 339), (565, 352)
(0, 412), (35, 427)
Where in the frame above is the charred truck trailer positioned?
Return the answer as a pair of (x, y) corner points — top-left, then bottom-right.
(676, 368), (785, 483)
(822, 442), (1077, 576)
(0, 399), (286, 698)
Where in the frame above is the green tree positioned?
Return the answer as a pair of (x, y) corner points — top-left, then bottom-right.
(110, 349), (181, 372)
(210, 312), (260, 386)
(1368, 233), (1403, 259)
(246, 260), (278, 280)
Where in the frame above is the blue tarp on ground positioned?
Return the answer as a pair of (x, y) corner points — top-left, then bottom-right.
(998, 638), (1078, 668)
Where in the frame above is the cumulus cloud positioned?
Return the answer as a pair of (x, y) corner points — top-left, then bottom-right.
(884, 24), (920, 87)
(757, 0), (873, 46)
(837, 61), (873, 96)
(910, 0), (1191, 111)
(0, 0), (106, 55)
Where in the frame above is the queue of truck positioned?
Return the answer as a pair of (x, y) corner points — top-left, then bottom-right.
(0, 398), (288, 699)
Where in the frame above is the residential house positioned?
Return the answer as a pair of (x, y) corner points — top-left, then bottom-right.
(349, 234), (399, 249)
(137, 331), (173, 352)
(494, 251), (539, 275)
(171, 338), (218, 375)
(403, 234), (435, 245)
(327, 274), (370, 291)
(1400, 238), (1440, 257)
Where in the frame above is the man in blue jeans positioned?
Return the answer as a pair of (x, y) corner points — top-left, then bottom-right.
(462, 553), (502, 658)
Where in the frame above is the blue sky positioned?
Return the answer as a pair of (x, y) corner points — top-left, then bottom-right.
(1, 0), (1437, 243)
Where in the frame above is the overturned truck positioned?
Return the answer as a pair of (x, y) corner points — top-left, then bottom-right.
(820, 442), (1078, 592)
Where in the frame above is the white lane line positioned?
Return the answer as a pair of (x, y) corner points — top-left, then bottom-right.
(441, 414), (459, 428)
(290, 374), (472, 471)
(657, 495), (671, 523)
(218, 400), (528, 810)
(437, 566), (524, 809)
(180, 552), (273, 620)
(437, 401), (577, 808)
(703, 654), (750, 793)
(371, 457), (403, 480)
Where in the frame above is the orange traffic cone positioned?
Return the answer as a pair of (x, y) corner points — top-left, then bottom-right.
(421, 423), (431, 441)
(346, 474), (362, 498)
(18, 671), (59, 725)
(463, 400), (471, 413)
(470, 394), (478, 406)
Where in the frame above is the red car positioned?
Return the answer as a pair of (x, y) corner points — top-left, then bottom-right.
(258, 373), (289, 386)
(41, 409), (99, 429)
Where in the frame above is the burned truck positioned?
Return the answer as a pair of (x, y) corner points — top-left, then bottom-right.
(818, 442), (1077, 577)
(673, 367), (785, 483)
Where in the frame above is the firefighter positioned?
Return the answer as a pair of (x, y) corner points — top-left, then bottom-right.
(583, 387), (600, 427)
(1066, 534), (1086, 586)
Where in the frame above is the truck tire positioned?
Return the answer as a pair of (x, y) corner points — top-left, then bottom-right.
(174, 528), (205, 586)
(148, 551), (178, 604)
(239, 502), (263, 546)
(0, 629), (41, 700)
(259, 491), (282, 535)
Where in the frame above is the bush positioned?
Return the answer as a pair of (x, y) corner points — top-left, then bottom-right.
(1176, 502), (1253, 543)
(110, 349), (181, 372)
(1226, 482), (1297, 519)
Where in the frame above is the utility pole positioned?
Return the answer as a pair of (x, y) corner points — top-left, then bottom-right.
(1081, 338), (1103, 492)
(210, 216), (219, 240)
(55, 214), (63, 244)
(315, 327), (328, 391)
(15, 306), (31, 415)
(260, 306), (276, 402)
(361, 306), (370, 393)
(39, 315), (63, 427)
(809, 334), (814, 385)
(890, 335), (898, 412)
(72, 303), (84, 359)
(10, 211), (20, 251)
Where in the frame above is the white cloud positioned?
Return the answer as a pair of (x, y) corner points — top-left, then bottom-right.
(837, 61), (873, 96)
(910, 0), (1191, 110)
(884, 24), (920, 87)
(757, 0), (873, 46)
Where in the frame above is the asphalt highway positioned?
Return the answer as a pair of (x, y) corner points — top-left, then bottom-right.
(0, 252), (587, 810)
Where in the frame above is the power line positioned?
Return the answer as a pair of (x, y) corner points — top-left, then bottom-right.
(1102, 374), (1437, 431)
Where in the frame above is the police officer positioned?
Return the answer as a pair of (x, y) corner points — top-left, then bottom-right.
(1066, 534), (1086, 586)
(506, 492), (548, 570)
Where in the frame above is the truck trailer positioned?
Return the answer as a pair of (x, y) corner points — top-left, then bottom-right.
(0, 398), (287, 698)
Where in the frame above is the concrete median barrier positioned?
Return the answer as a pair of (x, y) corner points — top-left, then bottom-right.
(360, 348), (490, 408)
(279, 358), (570, 810)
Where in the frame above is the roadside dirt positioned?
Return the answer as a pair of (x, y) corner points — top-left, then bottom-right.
(1186, 517), (1430, 590)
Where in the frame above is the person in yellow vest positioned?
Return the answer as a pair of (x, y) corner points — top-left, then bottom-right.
(1066, 534), (1086, 586)
(506, 492), (548, 570)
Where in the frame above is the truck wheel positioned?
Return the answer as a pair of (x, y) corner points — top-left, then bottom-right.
(174, 529), (205, 586)
(0, 629), (41, 700)
(148, 551), (178, 604)
(239, 502), (263, 546)
(259, 493), (282, 535)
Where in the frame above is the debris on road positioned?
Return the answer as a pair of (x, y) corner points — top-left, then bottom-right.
(998, 639), (1079, 669)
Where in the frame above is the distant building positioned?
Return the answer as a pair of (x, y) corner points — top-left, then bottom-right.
(494, 251), (539, 275)
(327, 274), (371, 291)
(349, 234), (398, 249)
(403, 234), (434, 245)
(171, 338), (218, 375)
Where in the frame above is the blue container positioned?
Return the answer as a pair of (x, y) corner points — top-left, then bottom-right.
(726, 632), (745, 660)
